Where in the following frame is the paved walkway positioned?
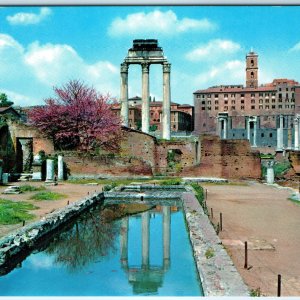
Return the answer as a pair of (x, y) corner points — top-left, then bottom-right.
(202, 181), (300, 296)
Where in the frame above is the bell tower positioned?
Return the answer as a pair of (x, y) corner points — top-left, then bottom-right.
(246, 51), (258, 88)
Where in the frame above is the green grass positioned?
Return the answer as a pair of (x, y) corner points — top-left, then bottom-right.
(159, 178), (183, 185)
(19, 185), (46, 193)
(30, 191), (67, 201)
(67, 178), (151, 186)
(0, 199), (37, 225)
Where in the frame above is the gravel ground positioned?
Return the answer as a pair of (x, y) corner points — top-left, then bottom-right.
(0, 181), (104, 238)
(202, 181), (300, 296)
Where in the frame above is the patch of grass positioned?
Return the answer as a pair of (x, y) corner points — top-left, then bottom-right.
(205, 247), (215, 259)
(19, 185), (46, 193)
(67, 178), (152, 186)
(0, 199), (37, 225)
(159, 178), (183, 185)
(203, 181), (248, 186)
(250, 288), (261, 297)
(30, 191), (67, 201)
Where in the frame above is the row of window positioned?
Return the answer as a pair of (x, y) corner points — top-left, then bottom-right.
(201, 104), (295, 111)
(196, 91), (295, 99)
(202, 98), (295, 105)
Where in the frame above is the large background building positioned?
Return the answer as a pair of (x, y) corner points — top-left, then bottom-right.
(194, 51), (300, 150)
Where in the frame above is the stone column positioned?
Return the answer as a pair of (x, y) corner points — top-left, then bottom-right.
(141, 63), (150, 134)
(277, 115), (284, 151)
(295, 117), (299, 150)
(266, 162), (275, 184)
(253, 120), (257, 147)
(218, 118), (222, 138)
(32, 153), (42, 181)
(120, 62), (129, 127)
(247, 118), (251, 142)
(162, 63), (171, 140)
(288, 116), (292, 149)
(45, 159), (54, 183)
(57, 155), (64, 181)
(223, 118), (227, 139)
(163, 206), (171, 270)
(19, 138), (32, 173)
(141, 211), (150, 268)
(120, 217), (129, 269)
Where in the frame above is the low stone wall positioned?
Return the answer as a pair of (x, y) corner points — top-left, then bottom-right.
(0, 192), (104, 271)
(183, 186), (249, 296)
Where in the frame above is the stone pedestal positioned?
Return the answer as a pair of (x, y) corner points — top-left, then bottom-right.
(32, 154), (42, 181)
(2, 173), (9, 184)
(45, 159), (55, 184)
(57, 155), (64, 181)
(19, 139), (32, 173)
(266, 162), (275, 184)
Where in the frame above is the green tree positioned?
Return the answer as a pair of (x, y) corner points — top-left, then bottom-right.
(0, 93), (14, 107)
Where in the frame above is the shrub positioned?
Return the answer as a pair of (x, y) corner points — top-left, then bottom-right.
(19, 185), (46, 193)
(30, 191), (67, 201)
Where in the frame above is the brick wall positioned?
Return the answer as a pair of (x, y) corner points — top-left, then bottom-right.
(181, 135), (261, 179)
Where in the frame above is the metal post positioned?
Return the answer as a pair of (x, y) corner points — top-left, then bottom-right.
(277, 274), (281, 297)
(211, 208), (213, 219)
(244, 241), (248, 269)
(220, 212), (223, 231)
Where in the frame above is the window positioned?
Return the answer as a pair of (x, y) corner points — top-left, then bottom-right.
(292, 105), (295, 109)
(208, 100), (211, 105)
(202, 101), (205, 105)
(215, 100), (219, 104)
(251, 59), (254, 66)
(251, 93), (255, 97)
(278, 105), (282, 109)
(224, 106), (228, 111)
(207, 94), (211, 98)
(259, 92), (263, 97)
(241, 99), (245, 104)
(231, 100), (235, 104)
(241, 106), (245, 110)
(279, 88), (282, 91)
(214, 94), (219, 98)
(265, 105), (269, 109)
(272, 99), (275, 103)
(207, 107), (211, 110)
(231, 106), (236, 110)
(270, 133), (273, 138)
(251, 72), (254, 78)
(261, 133), (264, 137)
(241, 94), (245, 97)
(251, 105), (255, 110)
(286, 88), (289, 91)
(265, 93), (269, 97)
(202, 107), (205, 110)
(265, 99), (269, 103)
(259, 105), (263, 109)
(224, 100), (228, 104)
(285, 105), (290, 109)
(251, 99), (255, 104)
(224, 94), (228, 98)
(272, 105), (276, 109)
(196, 95), (201, 98)
(173, 125), (176, 129)
(259, 99), (263, 104)
(278, 98), (282, 103)
(215, 106), (219, 110)
(231, 94), (235, 98)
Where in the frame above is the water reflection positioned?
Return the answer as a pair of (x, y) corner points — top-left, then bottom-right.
(120, 206), (173, 294)
(44, 206), (121, 272)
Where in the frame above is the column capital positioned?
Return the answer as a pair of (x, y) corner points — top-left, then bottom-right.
(141, 62), (150, 73)
(120, 62), (129, 73)
(163, 62), (171, 73)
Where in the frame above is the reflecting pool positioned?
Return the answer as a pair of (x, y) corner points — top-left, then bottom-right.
(0, 203), (203, 296)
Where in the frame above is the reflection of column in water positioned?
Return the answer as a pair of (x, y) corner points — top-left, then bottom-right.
(120, 217), (129, 268)
(142, 211), (150, 269)
(163, 206), (171, 271)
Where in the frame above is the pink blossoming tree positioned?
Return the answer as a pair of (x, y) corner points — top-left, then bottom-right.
(29, 80), (122, 152)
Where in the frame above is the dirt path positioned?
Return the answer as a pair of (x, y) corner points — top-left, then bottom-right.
(0, 181), (104, 238)
(202, 181), (300, 296)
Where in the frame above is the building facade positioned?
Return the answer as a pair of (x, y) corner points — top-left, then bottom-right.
(194, 51), (300, 150)
(113, 96), (194, 133)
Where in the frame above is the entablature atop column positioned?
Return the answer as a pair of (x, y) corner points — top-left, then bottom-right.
(124, 57), (168, 65)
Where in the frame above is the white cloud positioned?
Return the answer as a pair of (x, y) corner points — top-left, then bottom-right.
(6, 7), (51, 25)
(108, 10), (216, 36)
(0, 33), (120, 106)
(289, 42), (300, 52)
(186, 39), (241, 61)
(194, 60), (245, 88)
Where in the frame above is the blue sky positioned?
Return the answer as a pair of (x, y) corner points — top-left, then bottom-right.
(0, 6), (300, 106)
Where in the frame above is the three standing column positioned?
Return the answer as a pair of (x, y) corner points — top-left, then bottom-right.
(141, 63), (150, 134)
(162, 63), (171, 140)
(120, 63), (129, 127)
